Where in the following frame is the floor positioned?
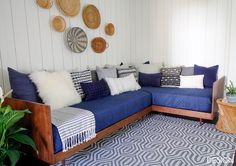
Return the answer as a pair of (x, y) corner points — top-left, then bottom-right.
(51, 113), (236, 166)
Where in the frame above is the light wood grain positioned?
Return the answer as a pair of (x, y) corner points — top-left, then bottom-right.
(216, 99), (236, 134)
(152, 105), (213, 120)
(3, 98), (55, 164)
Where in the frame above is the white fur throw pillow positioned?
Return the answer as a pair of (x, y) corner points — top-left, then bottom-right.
(105, 74), (141, 96)
(180, 75), (204, 89)
(30, 71), (81, 110)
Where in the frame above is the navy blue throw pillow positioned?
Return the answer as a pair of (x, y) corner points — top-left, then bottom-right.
(8, 67), (42, 102)
(139, 72), (162, 87)
(194, 65), (219, 88)
(80, 79), (110, 101)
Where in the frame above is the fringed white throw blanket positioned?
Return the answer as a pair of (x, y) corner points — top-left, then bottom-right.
(51, 107), (96, 152)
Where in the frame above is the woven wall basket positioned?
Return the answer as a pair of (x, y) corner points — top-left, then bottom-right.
(56, 0), (80, 17)
(91, 37), (108, 53)
(36, 0), (53, 9)
(52, 16), (66, 32)
(82, 5), (101, 29)
(65, 27), (88, 53)
(105, 23), (115, 36)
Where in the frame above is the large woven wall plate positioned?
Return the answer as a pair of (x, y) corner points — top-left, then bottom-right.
(91, 37), (108, 53)
(52, 16), (66, 32)
(56, 0), (80, 17)
(36, 0), (53, 9)
(82, 5), (101, 29)
(65, 27), (88, 53)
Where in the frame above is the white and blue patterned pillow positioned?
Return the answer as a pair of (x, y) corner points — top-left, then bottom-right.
(70, 70), (92, 98)
(160, 67), (182, 86)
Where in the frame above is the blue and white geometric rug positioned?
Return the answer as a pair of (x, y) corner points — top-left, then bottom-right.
(58, 113), (236, 166)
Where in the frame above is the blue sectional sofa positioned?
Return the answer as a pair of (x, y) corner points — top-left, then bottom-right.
(4, 69), (225, 165)
(52, 78), (225, 154)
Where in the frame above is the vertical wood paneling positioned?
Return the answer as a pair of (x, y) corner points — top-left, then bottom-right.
(38, 6), (54, 70)
(0, 0), (236, 90)
(135, 0), (233, 76)
(49, 4), (64, 71)
(25, 0), (43, 71)
(0, 0), (135, 90)
(0, 50), (5, 90)
(79, 0), (89, 70)
(228, 0), (236, 83)
(10, 0), (31, 72)
(0, 0), (18, 90)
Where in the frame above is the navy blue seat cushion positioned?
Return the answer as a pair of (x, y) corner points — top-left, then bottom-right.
(8, 67), (41, 102)
(141, 87), (212, 113)
(139, 72), (161, 87)
(194, 65), (219, 88)
(53, 90), (152, 153)
(81, 79), (110, 101)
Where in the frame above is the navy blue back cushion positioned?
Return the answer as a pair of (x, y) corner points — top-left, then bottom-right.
(80, 79), (110, 101)
(139, 72), (162, 87)
(194, 65), (219, 88)
(8, 67), (41, 102)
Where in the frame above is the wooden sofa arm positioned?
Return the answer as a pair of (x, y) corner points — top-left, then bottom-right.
(3, 98), (55, 164)
(212, 76), (225, 112)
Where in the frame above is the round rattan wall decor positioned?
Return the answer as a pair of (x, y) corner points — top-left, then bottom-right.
(105, 23), (115, 36)
(52, 16), (66, 32)
(65, 27), (88, 53)
(56, 0), (80, 17)
(36, 0), (53, 9)
(82, 5), (101, 29)
(91, 37), (108, 53)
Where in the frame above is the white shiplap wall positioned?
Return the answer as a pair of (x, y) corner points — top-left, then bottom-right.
(1, 0), (236, 91)
(228, 0), (236, 83)
(0, 0), (132, 91)
(133, 0), (236, 82)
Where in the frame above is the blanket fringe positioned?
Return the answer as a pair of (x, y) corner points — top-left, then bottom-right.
(62, 128), (96, 152)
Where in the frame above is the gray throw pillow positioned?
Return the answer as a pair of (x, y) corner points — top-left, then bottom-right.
(181, 67), (194, 76)
(91, 70), (99, 82)
(96, 66), (117, 80)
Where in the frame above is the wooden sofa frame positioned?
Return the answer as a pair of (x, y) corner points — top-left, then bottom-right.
(3, 76), (225, 165)
(3, 98), (152, 165)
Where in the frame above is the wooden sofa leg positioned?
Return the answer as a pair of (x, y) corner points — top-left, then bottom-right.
(199, 118), (203, 126)
(61, 160), (65, 166)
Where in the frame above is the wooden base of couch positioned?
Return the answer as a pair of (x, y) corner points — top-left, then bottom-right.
(152, 105), (214, 120)
(54, 106), (152, 164)
(4, 97), (152, 165)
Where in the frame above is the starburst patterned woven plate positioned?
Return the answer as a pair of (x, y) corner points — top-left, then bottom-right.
(65, 27), (88, 53)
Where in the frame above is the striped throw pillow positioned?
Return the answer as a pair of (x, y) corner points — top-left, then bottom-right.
(70, 70), (92, 98)
(117, 67), (138, 81)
